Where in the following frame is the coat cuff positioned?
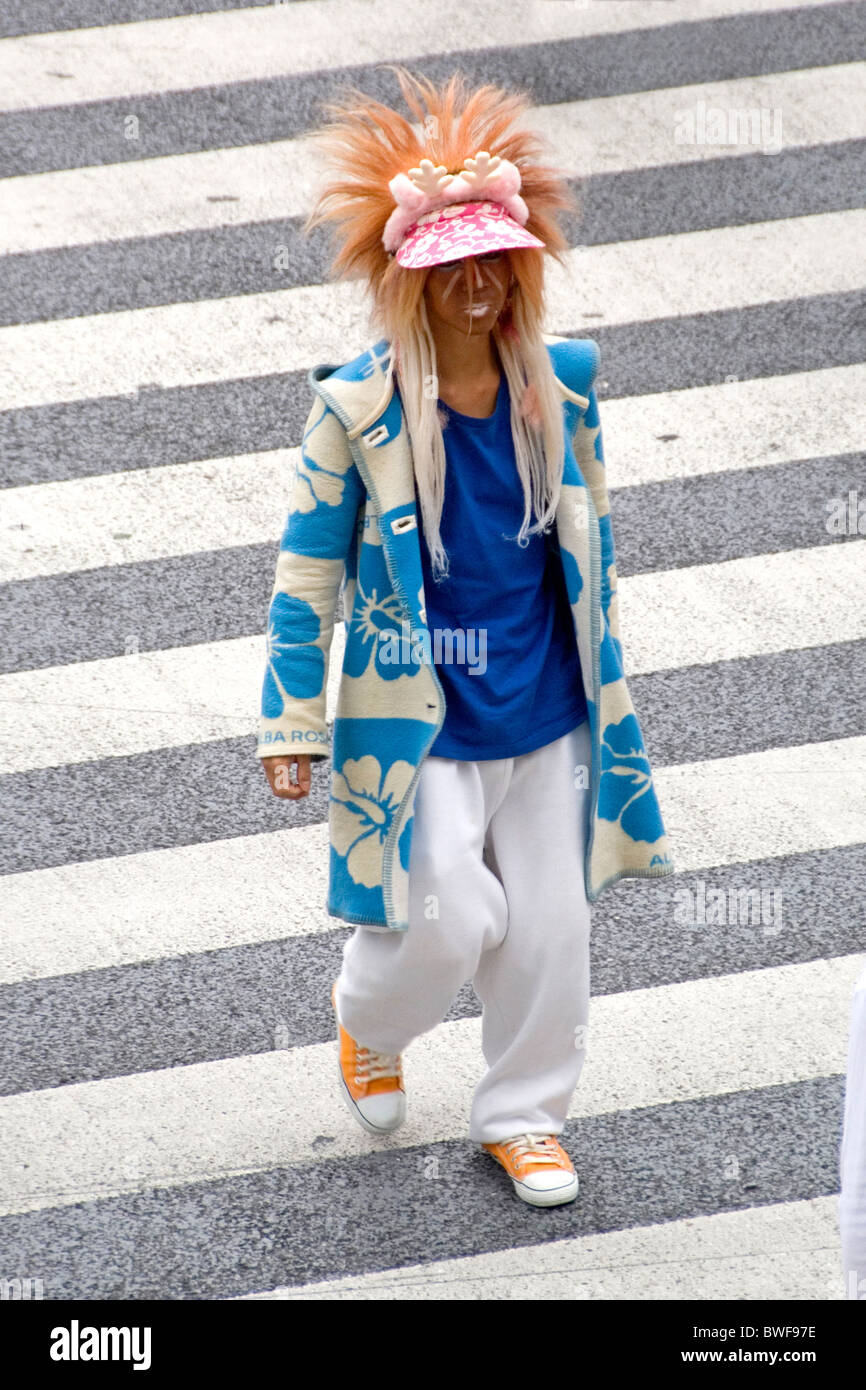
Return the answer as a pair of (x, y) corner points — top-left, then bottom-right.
(256, 720), (330, 761)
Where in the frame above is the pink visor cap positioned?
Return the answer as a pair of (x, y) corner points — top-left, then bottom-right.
(394, 200), (545, 269)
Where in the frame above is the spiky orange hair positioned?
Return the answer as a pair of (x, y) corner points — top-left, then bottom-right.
(304, 67), (579, 580)
(304, 65), (578, 313)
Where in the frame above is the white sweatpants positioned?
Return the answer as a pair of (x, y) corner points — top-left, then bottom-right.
(334, 720), (593, 1144)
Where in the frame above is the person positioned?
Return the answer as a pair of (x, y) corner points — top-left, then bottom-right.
(257, 67), (674, 1207)
(840, 963), (866, 1297)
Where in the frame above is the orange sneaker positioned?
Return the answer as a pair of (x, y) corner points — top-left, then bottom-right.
(331, 981), (406, 1135)
(482, 1132), (579, 1206)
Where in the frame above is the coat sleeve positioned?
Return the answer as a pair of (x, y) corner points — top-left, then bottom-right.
(572, 344), (622, 654)
(256, 393), (365, 763)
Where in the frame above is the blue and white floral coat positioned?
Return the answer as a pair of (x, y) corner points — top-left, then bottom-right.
(257, 335), (675, 930)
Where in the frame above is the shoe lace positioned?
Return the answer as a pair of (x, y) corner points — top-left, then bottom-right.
(354, 1046), (403, 1084)
(500, 1133), (562, 1166)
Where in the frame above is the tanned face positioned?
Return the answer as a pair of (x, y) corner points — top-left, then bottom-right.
(423, 251), (513, 337)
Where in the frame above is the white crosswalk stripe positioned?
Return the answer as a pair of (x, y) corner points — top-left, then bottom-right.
(0, 0), (831, 110)
(2, 544), (866, 772)
(2, 733), (865, 984)
(0, 953), (861, 1218)
(3, 211), (864, 409)
(4, 64), (862, 255)
(237, 1197), (846, 1300)
(2, 366), (864, 581)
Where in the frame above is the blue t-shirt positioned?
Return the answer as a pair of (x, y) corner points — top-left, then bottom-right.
(413, 373), (588, 760)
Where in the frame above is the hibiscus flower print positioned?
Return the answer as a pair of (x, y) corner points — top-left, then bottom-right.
(343, 576), (419, 683)
(261, 593), (325, 717)
(293, 404), (346, 514)
(331, 755), (415, 888)
(293, 455), (346, 514)
(598, 714), (666, 843)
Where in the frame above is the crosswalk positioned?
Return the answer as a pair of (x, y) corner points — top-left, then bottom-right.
(0, 0), (864, 1301)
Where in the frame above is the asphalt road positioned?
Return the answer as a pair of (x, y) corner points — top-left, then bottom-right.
(0, 0), (864, 1301)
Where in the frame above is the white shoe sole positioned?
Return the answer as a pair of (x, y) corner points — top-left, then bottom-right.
(337, 1063), (406, 1135)
(511, 1172), (579, 1206)
(332, 985), (405, 1134)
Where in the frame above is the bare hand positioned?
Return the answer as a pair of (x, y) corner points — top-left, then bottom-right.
(261, 754), (312, 800)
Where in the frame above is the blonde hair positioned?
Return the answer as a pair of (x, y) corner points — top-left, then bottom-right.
(304, 66), (578, 579)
